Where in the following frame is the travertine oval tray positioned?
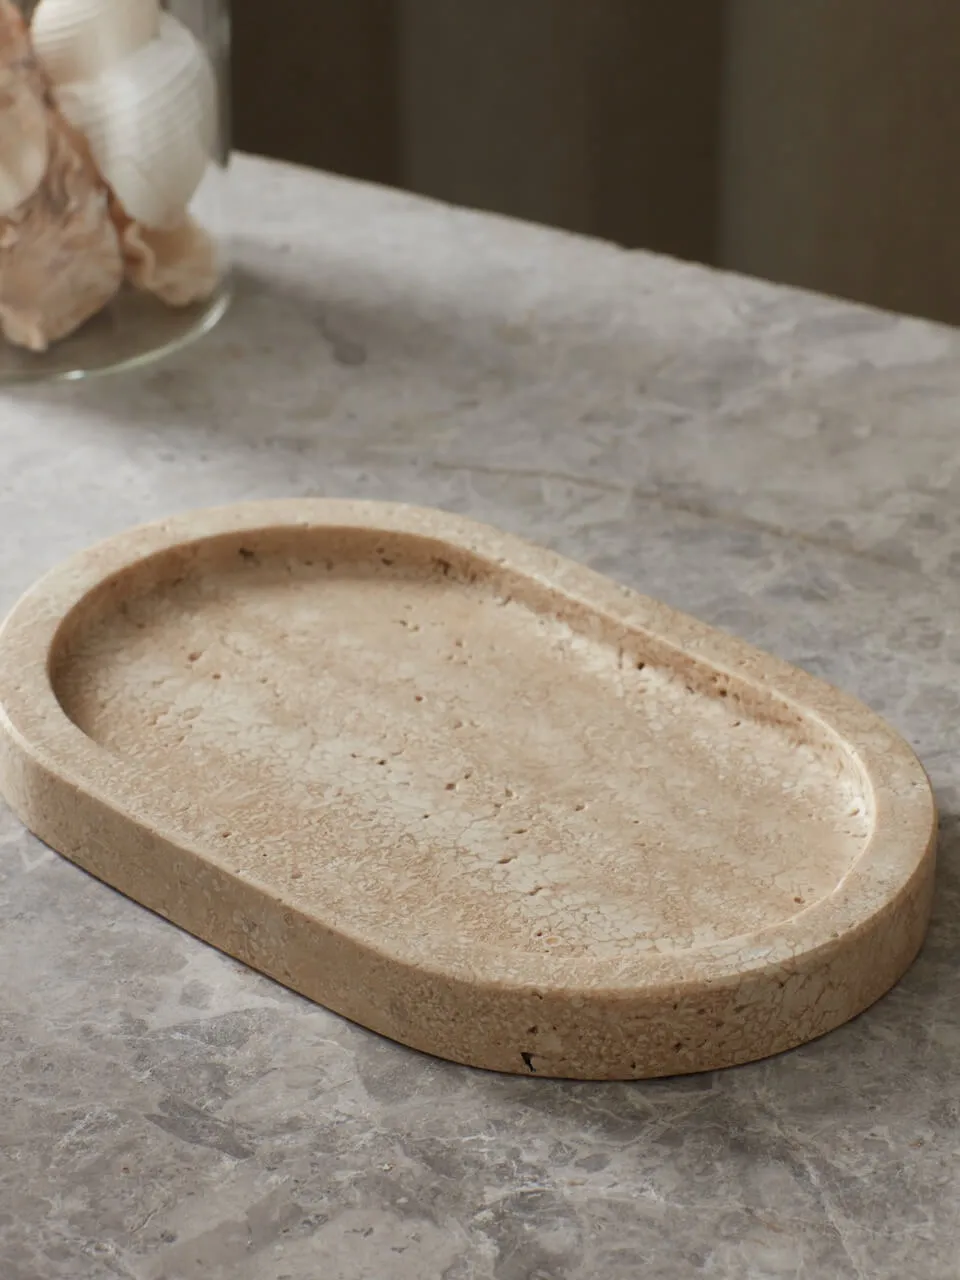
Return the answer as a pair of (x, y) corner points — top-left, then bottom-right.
(0, 501), (936, 1078)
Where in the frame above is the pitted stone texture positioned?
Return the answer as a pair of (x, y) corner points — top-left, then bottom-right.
(1, 501), (932, 1080)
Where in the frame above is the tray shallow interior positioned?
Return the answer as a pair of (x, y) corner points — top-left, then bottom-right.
(51, 525), (872, 965)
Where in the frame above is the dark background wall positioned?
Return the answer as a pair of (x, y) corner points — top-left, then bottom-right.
(233, 0), (960, 326)
(233, 0), (401, 188)
(719, 0), (960, 326)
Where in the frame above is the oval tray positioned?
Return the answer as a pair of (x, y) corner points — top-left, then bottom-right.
(0, 500), (936, 1078)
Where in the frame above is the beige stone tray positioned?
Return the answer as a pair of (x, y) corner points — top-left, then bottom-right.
(0, 500), (936, 1078)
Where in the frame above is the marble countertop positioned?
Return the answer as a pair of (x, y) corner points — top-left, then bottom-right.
(2, 154), (959, 1280)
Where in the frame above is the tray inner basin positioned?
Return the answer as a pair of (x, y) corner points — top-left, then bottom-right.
(51, 526), (871, 966)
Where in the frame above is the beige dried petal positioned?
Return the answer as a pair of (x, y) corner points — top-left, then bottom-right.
(0, 0), (123, 352)
(118, 212), (218, 307)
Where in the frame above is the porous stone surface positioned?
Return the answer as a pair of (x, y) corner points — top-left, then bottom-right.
(1, 155), (958, 1278)
(0, 500), (933, 1082)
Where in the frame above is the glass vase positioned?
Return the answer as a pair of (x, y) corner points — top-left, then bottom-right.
(0, 0), (230, 381)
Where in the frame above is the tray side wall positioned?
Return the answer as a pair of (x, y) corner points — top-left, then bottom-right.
(0, 712), (937, 1079)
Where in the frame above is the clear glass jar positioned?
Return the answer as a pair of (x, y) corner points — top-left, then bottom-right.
(0, 0), (230, 381)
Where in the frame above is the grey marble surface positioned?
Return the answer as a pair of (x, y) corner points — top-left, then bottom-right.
(2, 154), (959, 1279)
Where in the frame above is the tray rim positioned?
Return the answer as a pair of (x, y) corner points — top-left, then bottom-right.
(0, 498), (937, 1001)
